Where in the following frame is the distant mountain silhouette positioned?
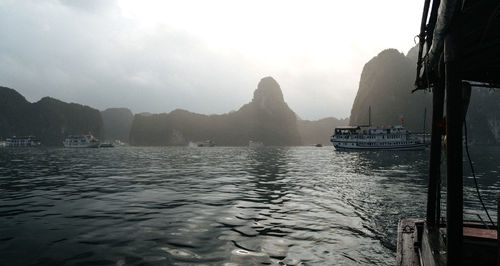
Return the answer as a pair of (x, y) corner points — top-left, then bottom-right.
(467, 88), (500, 144)
(130, 77), (303, 146)
(298, 117), (349, 145)
(350, 47), (500, 144)
(101, 108), (133, 142)
(350, 48), (432, 132)
(0, 86), (103, 146)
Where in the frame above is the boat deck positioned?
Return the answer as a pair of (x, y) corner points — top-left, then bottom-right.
(397, 218), (498, 265)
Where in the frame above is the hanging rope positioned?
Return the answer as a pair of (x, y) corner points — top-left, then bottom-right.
(463, 120), (495, 226)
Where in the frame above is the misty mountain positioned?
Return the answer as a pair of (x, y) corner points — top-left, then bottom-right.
(298, 117), (349, 145)
(350, 47), (500, 144)
(349, 48), (432, 133)
(101, 108), (134, 142)
(0, 86), (103, 146)
(129, 77), (303, 146)
(467, 89), (500, 144)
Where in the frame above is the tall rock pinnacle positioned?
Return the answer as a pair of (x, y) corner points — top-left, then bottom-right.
(252, 76), (286, 113)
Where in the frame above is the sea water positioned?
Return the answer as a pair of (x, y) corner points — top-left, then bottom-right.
(1, 146), (499, 265)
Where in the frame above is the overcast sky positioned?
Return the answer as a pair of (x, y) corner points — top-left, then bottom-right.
(0, 0), (423, 120)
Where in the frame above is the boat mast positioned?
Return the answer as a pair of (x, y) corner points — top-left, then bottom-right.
(423, 107), (427, 143)
(368, 106), (371, 127)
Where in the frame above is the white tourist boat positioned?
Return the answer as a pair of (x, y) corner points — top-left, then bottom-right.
(189, 140), (215, 147)
(63, 134), (100, 148)
(5, 136), (41, 147)
(249, 140), (264, 147)
(330, 125), (426, 151)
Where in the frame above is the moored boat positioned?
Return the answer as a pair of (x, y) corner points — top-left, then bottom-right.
(63, 134), (100, 148)
(330, 125), (426, 151)
(5, 136), (41, 147)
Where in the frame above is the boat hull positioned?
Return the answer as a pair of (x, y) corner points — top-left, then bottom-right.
(332, 143), (427, 151)
(63, 143), (100, 148)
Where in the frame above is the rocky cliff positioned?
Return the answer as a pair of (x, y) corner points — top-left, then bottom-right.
(0, 86), (103, 146)
(350, 48), (500, 144)
(101, 108), (133, 142)
(129, 77), (303, 146)
(350, 49), (432, 132)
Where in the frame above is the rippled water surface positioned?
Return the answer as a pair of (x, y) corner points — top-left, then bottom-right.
(1, 146), (499, 265)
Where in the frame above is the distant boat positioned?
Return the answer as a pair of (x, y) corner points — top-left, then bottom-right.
(5, 136), (41, 147)
(113, 140), (126, 146)
(314, 144), (323, 147)
(191, 140), (215, 147)
(100, 142), (114, 148)
(63, 135), (100, 148)
(330, 125), (426, 151)
(249, 140), (264, 147)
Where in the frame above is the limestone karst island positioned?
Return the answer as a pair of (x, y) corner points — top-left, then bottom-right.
(1, 0), (500, 265)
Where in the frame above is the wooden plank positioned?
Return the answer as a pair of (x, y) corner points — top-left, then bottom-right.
(463, 227), (497, 240)
(397, 218), (423, 266)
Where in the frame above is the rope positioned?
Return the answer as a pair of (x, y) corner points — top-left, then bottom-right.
(463, 120), (495, 226)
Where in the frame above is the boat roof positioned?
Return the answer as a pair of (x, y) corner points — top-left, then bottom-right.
(416, 0), (500, 90)
(335, 126), (360, 130)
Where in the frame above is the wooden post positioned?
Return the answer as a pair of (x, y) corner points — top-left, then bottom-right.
(497, 198), (500, 266)
(426, 84), (444, 227)
(445, 27), (463, 265)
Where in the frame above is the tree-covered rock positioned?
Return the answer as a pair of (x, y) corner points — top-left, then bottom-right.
(0, 86), (103, 146)
(101, 108), (133, 142)
(130, 77), (303, 146)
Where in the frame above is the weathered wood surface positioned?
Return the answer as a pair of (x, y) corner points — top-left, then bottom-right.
(463, 227), (497, 240)
(421, 225), (446, 266)
(397, 218), (424, 266)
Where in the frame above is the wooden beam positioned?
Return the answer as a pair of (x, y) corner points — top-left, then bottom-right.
(445, 28), (464, 265)
(427, 83), (445, 227)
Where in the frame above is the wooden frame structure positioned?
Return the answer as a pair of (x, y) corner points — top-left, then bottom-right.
(398, 0), (500, 265)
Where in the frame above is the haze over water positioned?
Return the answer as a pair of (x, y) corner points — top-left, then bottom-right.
(1, 146), (499, 265)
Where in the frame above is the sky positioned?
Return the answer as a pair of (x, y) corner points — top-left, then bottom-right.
(0, 0), (423, 120)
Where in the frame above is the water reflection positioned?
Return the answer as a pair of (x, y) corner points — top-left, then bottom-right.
(0, 146), (439, 265)
(218, 147), (293, 264)
(247, 147), (290, 205)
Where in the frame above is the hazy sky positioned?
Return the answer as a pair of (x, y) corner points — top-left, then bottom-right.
(0, 0), (423, 120)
